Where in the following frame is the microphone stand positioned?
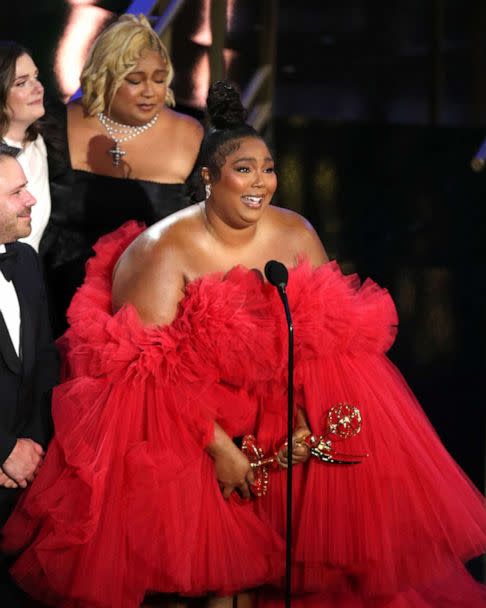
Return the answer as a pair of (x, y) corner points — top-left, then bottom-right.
(264, 260), (294, 607)
(274, 282), (294, 608)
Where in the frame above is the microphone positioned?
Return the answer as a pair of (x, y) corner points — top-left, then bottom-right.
(265, 260), (293, 608)
(471, 137), (486, 172)
(265, 260), (289, 290)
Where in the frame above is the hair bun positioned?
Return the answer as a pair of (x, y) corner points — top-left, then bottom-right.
(206, 81), (247, 130)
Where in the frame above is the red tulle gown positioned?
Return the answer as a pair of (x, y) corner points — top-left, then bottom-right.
(252, 259), (486, 606)
(1, 222), (485, 608)
(0, 223), (285, 608)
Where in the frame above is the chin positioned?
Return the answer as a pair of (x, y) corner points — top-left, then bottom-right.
(17, 225), (32, 239)
(25, 108), (45, 124)
(35, 105), (46, 119)
(136, 112), (158, 123)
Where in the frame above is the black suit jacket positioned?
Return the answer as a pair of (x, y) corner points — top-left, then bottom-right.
(0, 241), (59, 524)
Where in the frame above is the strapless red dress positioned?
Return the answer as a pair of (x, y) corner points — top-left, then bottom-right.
(1, 222), (485, 608)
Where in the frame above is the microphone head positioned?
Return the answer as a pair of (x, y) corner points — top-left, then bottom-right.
(264, 260), (289, 288)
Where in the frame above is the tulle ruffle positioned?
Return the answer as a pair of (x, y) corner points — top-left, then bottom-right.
(59, 222), (399, 391)
(255, 353), (486, 603)
(2, 368), (284, 607)
(257, 562), (486, 607)
(1, 221), (484, 607)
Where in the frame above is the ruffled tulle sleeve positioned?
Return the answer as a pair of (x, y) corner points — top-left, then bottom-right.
(54, 223), (220, 452)
(57, 223), (281, 441)
(286, 260), (398, 360)
(253, 259), (400, 449)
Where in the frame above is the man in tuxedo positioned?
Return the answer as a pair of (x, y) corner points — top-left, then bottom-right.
(0, 150), (58, 604)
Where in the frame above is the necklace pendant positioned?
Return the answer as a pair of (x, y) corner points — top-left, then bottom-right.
(108, 141), (126, 167)
(98, 112), (159, 165)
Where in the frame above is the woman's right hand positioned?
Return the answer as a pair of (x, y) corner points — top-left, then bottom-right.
(207, 422), (255, 499)
(213, 445), (254, 499)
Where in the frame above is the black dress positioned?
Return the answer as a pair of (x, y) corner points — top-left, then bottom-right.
(39, 107), (191, 336)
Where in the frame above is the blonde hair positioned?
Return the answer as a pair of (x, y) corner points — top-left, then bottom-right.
(81, 14), (175, 116)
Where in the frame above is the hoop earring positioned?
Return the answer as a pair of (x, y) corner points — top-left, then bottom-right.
(205, 183), (212, 200)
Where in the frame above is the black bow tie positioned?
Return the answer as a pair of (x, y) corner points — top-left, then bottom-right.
(0, 249), (18, 282)
(0, 141), (21, 157)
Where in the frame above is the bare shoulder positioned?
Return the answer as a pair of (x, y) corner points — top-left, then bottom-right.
(155, 109), (203, 178)
(67, 100), (91, 125)
(115, 205), (199, 276)
(164, 108), (203, 141)
(67, 100), (101, 140)
(112, 206), (201, 323)
(266, 206), (329, 266)
(67, 100), (83, 118)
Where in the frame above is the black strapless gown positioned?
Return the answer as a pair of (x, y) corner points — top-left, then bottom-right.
(39, 108), (191, 336)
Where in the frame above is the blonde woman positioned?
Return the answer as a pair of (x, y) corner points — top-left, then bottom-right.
(40, 14), (203, 335)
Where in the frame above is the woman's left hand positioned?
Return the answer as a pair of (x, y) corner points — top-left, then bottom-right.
(276, 427), (311, 468)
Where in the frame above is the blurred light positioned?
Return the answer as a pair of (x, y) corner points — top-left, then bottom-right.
(188, 53), (210, 108)
(226, 0), (236, 31)
(223, 47), (236, 74)
(192, 0), (212, 46)
(188, 0), (237, 107)
(55, 1), (111, 100)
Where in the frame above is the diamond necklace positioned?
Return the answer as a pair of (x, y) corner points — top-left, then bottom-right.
(97, 111), (159, 167)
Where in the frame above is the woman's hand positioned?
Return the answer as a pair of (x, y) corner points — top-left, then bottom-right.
(206, 422), (255, 499)
(213, 444), (254, 499)
(277, 427), (311, 468)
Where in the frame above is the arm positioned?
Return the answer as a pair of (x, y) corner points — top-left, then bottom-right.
(293, 216), (329, 268)
(183, 115), (204, 171)
(22, 251), (59, 448)
(2, 249), (56, 487)
(112, 232), (186, 325)
(206, 423), (254, 499)
(174, 113), (204, 181)
(113, 231), (253, 498)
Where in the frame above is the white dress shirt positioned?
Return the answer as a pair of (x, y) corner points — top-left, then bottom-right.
(0, 244), (21, 356)
(4, 134), (51, 252)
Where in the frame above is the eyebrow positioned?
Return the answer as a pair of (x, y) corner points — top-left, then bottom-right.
(127, 68), (168, 76)
(15, 70), (38, 81)
(232, 156), (274, 163)
(7, 181), (28, 194)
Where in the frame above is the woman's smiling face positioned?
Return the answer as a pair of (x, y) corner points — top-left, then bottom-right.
(6, 53), (45, 128)
(208, 136), (277, 228)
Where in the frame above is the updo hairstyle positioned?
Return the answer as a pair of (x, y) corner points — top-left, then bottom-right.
(198, 80), (261, 182)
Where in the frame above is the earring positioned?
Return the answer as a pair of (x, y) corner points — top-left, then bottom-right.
(205, 183), (212, 200)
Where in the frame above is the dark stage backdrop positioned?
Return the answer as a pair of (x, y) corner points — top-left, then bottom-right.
(275, 119), (486, 491)
(275, 120), (486, 577)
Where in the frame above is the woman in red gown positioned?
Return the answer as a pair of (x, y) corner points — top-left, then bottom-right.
(1, 82), (486, 608)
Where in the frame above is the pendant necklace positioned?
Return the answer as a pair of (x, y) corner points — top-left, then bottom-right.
(97, 112), (159, 167)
